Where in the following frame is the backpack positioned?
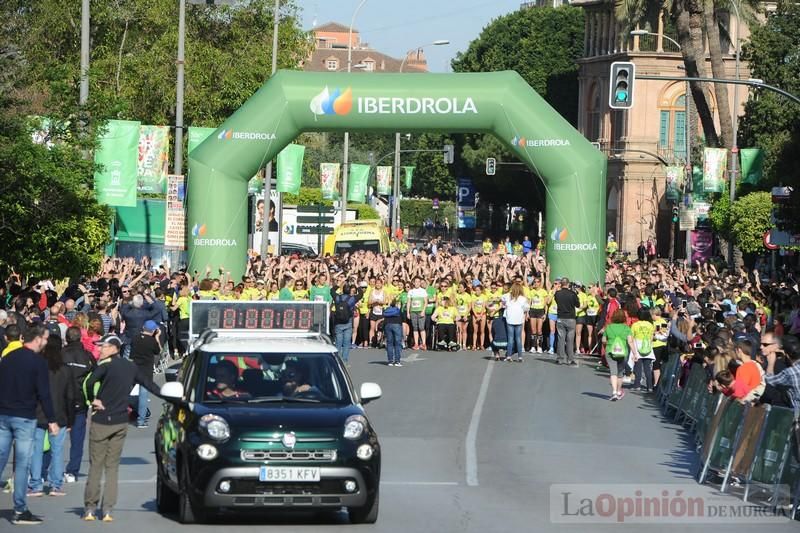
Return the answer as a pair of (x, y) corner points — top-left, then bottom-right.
(334, 295), (352, 324)
(636, 336), (653, 355)
(609, 335), (628, 360)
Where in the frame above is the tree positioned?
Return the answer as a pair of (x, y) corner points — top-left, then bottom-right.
(0, 110), (112, 278)
(410, 133), (455, 199)
(728, 191), (772, 254)
(739, 1), (800, 231)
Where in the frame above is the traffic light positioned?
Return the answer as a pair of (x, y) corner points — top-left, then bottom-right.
(609, 61), (635, 109)
(485, 157), (496, 176)
(443, 144), (454, 164)
(672, 206), (679, 223)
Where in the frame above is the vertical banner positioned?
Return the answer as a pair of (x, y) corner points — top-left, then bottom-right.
(679, 204), (696, 231)
(320, 162), (340, 200)
(348, 164), (370, 203)
(137, 125), (170, 193)
(94, 119), (141, 207)
(457, 177), (476, 229)
(703, 147), (727, 193)
(740, 148), (764, 185)
(690, 229), (713, 266)
(164, 174), (187, 249)
(403, 166), (415, 190)
(376, 166), (392, 196)
(187, 126), (216, 153)
(252, 189), (281, 255)
(276, 144), (305, 194)
(664, 166), (685, 202)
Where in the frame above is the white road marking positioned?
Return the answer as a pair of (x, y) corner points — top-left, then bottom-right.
(74, 476), (157, 484)
(465, 360), (494, 487)
(400, 352), (427, 363)
(381, 481), (458, 486)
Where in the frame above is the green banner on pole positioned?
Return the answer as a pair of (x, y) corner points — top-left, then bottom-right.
(376, 166), (392, 195)
(348, 163), (370, 203)
(740, 148), (764, 185)
(188, 127), (217, 154)
(137, 125), (170, 193)
(403, 166), (415, 190)
(665, 166), (685, 202)
(703, 147), (727, 193)
(276, 144), (305, 194)
(692, 165), (705, 200)
(320, 162), (340, 200)
(94, 119), (140, 207)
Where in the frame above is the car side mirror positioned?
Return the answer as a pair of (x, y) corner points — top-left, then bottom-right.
(359, 382), (382, 404)
(160, 381), (185, 403)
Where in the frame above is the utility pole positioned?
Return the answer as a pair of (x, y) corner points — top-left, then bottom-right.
(174, 0), (186, 175)
(80, 0), (90, 107)
(260, 0), (280, 259)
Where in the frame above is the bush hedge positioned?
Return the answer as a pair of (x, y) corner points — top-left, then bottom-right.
(399, 198), (455, 227)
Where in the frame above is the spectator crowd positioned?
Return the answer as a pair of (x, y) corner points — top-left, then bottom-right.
(0, 241), (799, 523)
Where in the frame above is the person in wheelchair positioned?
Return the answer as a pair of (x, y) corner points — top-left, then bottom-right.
(207, 359), (251, 400)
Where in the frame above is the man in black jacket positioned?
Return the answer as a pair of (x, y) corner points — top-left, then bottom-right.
(130, 320), (161, 429)
(554, 278), (580, 367)
(62, 326), (95, 483)
(0, 324), (58, 524)
(82, 334), (160, 522)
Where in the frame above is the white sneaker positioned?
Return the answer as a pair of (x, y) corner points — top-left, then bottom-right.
(537, 347), (543, 353)
(63, 474), (76, 484)
(622, 376), (633, 384)
(547, 348), (555, 354)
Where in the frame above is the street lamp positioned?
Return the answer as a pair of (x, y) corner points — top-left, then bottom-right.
(340, 0), (369, 225)
(391, 39), (450, 237)
(630, 30), (689, 165)
(727, 0), (742, 269)
(631, 30), (687, 262)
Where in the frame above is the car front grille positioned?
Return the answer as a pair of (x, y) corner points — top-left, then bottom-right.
(240, 449), (337, 462)
(230, 479), (344, 495)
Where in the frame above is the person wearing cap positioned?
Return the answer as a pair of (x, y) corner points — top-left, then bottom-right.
(82, 333), (161, 522)
(130, 321), (161, 429)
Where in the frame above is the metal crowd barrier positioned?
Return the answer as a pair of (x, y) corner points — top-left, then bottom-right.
(656, 355), (799, 518)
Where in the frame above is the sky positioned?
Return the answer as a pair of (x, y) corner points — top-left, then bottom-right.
(298, 0), (524, 72)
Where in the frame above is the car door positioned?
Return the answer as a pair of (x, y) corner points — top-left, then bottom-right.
(164, 353), (200, 485)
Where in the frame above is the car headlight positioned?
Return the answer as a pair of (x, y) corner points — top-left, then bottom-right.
(356, 444), (373, 460)
(197, 444), (218, 460)
(199, 414), (230, 442)
(343, 415), (367, 440)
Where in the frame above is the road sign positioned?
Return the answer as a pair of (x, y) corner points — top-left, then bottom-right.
(297, 205), (335, 214)
(486, 157), (496, 176)
(297, 225), (334, 235)
(432, 198), (439, 210)
(297, 215), (334, 224)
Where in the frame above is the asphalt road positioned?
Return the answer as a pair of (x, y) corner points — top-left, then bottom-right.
(3, 347), (798, 532)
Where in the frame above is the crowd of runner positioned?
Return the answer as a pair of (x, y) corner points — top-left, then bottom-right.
(1, 240), (799, 523)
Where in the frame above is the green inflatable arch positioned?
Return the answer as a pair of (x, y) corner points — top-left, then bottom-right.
(189, 70), (607, 283)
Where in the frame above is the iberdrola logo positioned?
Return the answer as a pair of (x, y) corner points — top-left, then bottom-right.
(310, 86), (353, 116)
(511, 136), (527, 147)
(191, 223), (207, 237)
(550, 227), (568, 241)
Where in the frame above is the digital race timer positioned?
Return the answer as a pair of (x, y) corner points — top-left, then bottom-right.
(189, 301), (329, 337)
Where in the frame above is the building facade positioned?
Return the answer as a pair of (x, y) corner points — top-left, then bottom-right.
(573, 0), (750, 258)
(303, 22), (429, 73)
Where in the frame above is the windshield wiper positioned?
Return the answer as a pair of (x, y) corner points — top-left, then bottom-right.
(246, 396), (322, 404)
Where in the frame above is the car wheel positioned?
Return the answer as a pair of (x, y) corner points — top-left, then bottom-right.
(156, 468), (178, 514)
(178, 464), (206, 524)
(348, 488), (379, 524)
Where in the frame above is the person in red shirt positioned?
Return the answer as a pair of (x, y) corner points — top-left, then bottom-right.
(715, 339), (765, 401)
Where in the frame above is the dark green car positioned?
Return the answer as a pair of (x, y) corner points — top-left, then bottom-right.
(154, 334), (382, 524)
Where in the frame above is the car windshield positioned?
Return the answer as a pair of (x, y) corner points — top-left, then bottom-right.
(335, 240), (380, 254)
(202, 353), (350, 405)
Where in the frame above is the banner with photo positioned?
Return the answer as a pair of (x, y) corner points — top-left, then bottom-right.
(376, 166), (392, 196)
(320, 162), (340, 200)
(94, 119), (141, 207)
(348, 164), (370, 203)
(403, 166), (415, 190)
(703, 147), (727, 193)
(276, 144), (305, 194)
(164, 174), (187, 249)
(665, 166), (685, 202)
(137, 125), (170, 193)
(690, 229), (713, 266)
(251, 189), (282, 256)
(740, 148), (764, 185)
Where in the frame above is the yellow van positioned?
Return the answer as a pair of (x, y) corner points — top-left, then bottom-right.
(323, 220), (390, 255)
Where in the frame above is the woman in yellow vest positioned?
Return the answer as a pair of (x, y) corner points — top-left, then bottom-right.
(432, 296), (458, 350)
(582, 284), (601, 353)
(454, 282), (472, 350)
(526, 277), (548, 353)
(471, 281), (488, 350)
